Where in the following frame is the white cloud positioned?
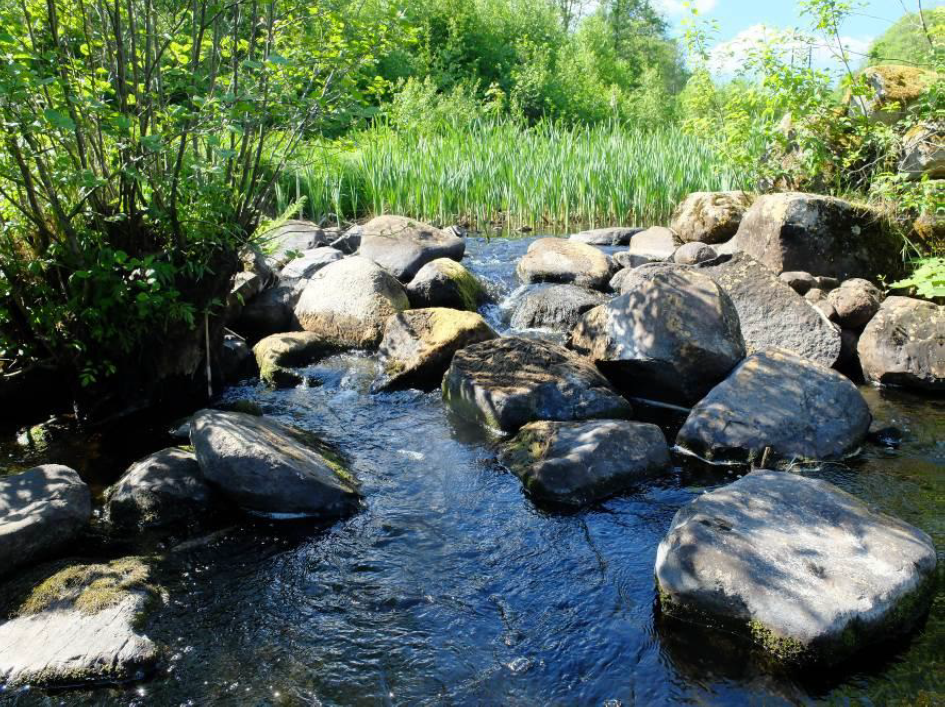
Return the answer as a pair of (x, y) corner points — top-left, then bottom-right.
(657, 0), (718, 14)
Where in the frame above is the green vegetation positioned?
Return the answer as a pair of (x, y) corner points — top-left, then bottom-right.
(866, 8), (945, 68)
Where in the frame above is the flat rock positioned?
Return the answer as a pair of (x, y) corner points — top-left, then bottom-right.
(190, 410), (362, 518)
(0, 465), (91, 578)
(656, 470), (937, 666)
(697, 253), (842, 368)
(443, 337), (632, 432)
(508, 284), (607, 331)
(627, 227), (678, 266)
(569, 227), (642, 246)
(358, 215), (465, 282)
(670, 191), (753, 244)
(499, 419), (669, 506)
(280, 247), (344, 280)
(516, 238), (614, 291)
(571, 268), (745, 406)
(676, 349), (871, 466)
(406, 258), (484, 311)
(254, 331), (339, 388)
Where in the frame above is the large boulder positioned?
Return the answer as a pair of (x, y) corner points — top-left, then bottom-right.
(280, 247), (344, 280)
(190, 410), (362, 518)
(294, 256), (409, 349)
(697, 254), (842, 369)
(0, 465), (91, 578)
(656, 470), (937, 666)
(377, 308), (497, 391)
(253, 332), (338, 388)
(670, 191), (753, 245)
(610, 261), (683, 295)
(735, 193), (902, 281)
(106, 449), (212, 529)
(406, 258), (484, 311)
(858, 297), (944, 392)
(569, 226), (642, 246)
(259, 220), (332, 267)
(508, 284), (607, 332)
(627, 226), (677, 266)
(826, 278), (884, 329)
(900, 123), (945, 180)
(676, 349), (871, 466)
(442, 337), (632, 432)
(516, 238), (614, 291)
(570, 269), (745, 406)
(0, 557), (161, 686)
(357, 215), (465, 282)
(499, 420), (669, 507)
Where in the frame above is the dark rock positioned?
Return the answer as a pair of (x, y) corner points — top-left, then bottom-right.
(330, 225), (362, 254)
(358, 215), (465, 282)
(508, 284), (607, 331)
(220, 331), (256, 383)
(827, 278), (884, 329)
(778, 271), (816, 295)
(406, 258), (485, 311)
(814, 276), (840, 291)
(234, 285), (299, 340)
(611, 261), (684, 295)
(670, 191), (753, 244)
(867, 425), (903, 448)
(569, 227), (642, 246)
(516, 238), (615, 291)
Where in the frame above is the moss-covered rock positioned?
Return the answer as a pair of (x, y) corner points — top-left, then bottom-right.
(858, 65), (938, 125)
(670, 191), (754, 245)
(406, 258), (485, 311)
(253, 331), (339, 387)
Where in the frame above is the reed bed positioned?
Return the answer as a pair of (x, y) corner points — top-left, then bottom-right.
(275, 121), (738, 233)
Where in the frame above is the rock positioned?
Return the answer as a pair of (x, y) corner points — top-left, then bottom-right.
(0, 558), (161, 686)
(516, 238), (614, 291)
(106, 448), (212, 529)
(670, 191), (753, 244)
(294, 256), (409, 349)
(857, 296), (945, 392)
(220, 331), (256, 383)
(900, 123), (945, 180)
(280, 247), (344, 280)
(226, 271), (263, 322)
(697, 254), (842, 368)
(714, 236), (740, 256)
(673, 242), (717, 265)
(627, 226), (678, 266)
(612, 251), (635, 269)
(253, 332), (338, 388)
(357, 215), (465, 282)
(240, 245), (274, 289)
(735, 193), (902, 281)
(442, 337), (632, 432)
(0, 465), (91, 578)
(406, 258), (485, 311)
(608, 267), (633, 293)
(912, 211), (943, 252)
(859, 65), (937, 125)
(804, 287), (826, 303)
(569, 226), (642, 246)
(570, 269), (745, 406)
(260, 220), (331, 267)
(508, 284), (607, 331)
(676, 349), (871, 466)
(190, 410), (362, 518)
(377, 309), (497, 391)
(778, 271), (817, 295)
(499, 420), (669, 507)
(611, 261), (684, 295)
(330, 224), (362, 254)
(814, 275), (840, 291)
(827, 278), (884, 329)
(655, 470), (937, 666)
(234, 285), (299, 340)
(814, 299), (839, 323)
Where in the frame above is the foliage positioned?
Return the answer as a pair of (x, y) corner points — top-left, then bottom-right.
(890, 257), (945, 299)
(865, 7), (944, 68)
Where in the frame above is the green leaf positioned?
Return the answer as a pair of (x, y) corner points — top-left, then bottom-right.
(43, 109), (75, 131)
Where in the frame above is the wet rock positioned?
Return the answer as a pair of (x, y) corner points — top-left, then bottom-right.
(516, 238), (615, 291)
(358, 215), (465, 282)
(234, 285), (299, 340)
(253, 332), (338, 388)
(673, 242), (717, 265)
(656, 470), (937, 666)
(406, 258), (485, 311)
(827, 278), (884, 330)
(778, 271), (816, 295)
(676, 348), (871, 466)
(442, 337), (632, 433)
(867, 425), (903, 448)
(260, 220), (332, 267)
(670, 191), (753, 244)
(569, 226), (642, 246)
(499, 419), (669, 507)
(900, 122), (944, 180)
(106, 449), (212, 529)
(190, 410), (362, 518)
(280, 247), (344, 280)
(508, 284), (607, 331)
(294, 256), (409, 349)
(0, 465), (91, 578)
(570, 269), (745, 406)
(857, 296), (945, 392)
(736, 192), (902, 281)
(627, 226), (678, 266)
(220, 331), (256, 383)
(377, 309), (496, 391)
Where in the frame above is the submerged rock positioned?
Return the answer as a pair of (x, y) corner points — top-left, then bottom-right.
(569, 226), (642, 246)
(358, 215), (465, 282)
(627, 226), (677, 266)
(508, 284), (607, 331)
(827, 277), (884, 330)
(499, 419), (669, 506)
(656, 470), (937, 666)
(670, 191), (753, 244)
(406, 258), (485, 311)
(254, 331), (339, 387)
(516, 238), (614, 291)
(190, 410), (362, 518)
(442, 337), (632, 432)
(377, 308), (497, 391)
(676, 349), (871, 466)
(570, 268), (745, 406)
(0, 465), (91, 578)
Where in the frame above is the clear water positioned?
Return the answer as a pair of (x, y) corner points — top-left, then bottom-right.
(1, 238), (942, 706)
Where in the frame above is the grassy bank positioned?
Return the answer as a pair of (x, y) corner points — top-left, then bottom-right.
(274, 121), (739, 233)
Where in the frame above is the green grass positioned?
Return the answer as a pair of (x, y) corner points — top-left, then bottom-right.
(275, 120), (738, 234)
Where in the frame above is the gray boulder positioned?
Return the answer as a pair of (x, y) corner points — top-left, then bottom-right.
(406, 258), (485, 311)
(670, 191), (753, 244)
(516, 238), (615, 291)
(627, 226), (678, 266)
(107, 448), (212, 529)
(499, 419), (669, 506)
(673, 242), (717, 265)
(676, 349), (871, 466)
(827, 278), (884, 329)
(697, 253), (842, 369)
(443, 337), (632, 432)
(570, 269), (745, 406)
(656, 470), (937, 666)
(611, 261), (683, 295)
(508, 284), (607, 331)
(858, 296), (945, 392)
(235, 285), (299, 340)
(253, 331), (338, 388)
(569, 226), (642, 246)
(294, 256), (409, 349)
(0, 465), (91, 578)
(358, 215), (465, 282)
(280, 247), (344, 280)
(190, 410), (362, 518)
(260, 220), (332, 267)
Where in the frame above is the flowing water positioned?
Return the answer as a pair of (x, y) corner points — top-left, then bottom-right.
(1, 237), (942, 706)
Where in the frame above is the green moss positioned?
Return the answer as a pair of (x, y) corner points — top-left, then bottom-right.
(749, 620), (810, 662)
(438, 259), (484, 311)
